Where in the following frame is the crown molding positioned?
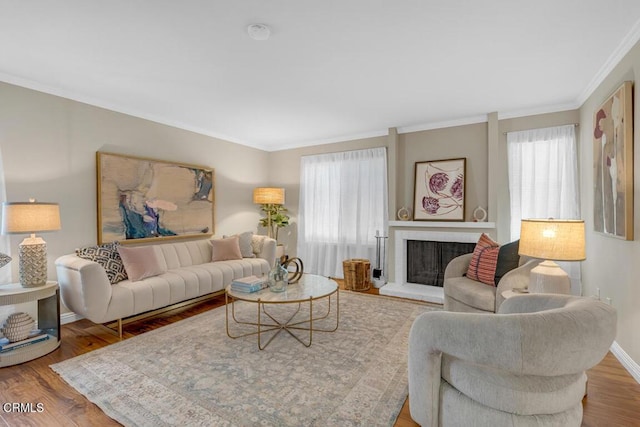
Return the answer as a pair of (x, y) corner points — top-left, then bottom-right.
(396, 115), (489, 134)
(576, 18), (640, 107)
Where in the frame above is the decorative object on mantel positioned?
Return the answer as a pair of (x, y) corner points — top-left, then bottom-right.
(413, 158), (466, 221)
(593, 80), (633, 240)
(472, 206), (487, 222)
(253, 187), (290, 240)
(1, 199), (61, 287)
(397, 206), (411, 221)
(519, 218), (585, 294)
(97, 152), (215, 244)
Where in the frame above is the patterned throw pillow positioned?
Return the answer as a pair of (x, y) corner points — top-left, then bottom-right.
(466, 233), (500, 286)
(76, 242), (128, 284)
(223, 231), (255, 258)
(0, 252), (11, 269)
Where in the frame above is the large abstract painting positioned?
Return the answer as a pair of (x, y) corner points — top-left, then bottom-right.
(413, 158), (466, 221)
(593, 81), (633, 240)
(97, 152), (214, 244)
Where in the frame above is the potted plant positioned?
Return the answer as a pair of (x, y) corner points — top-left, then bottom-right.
(259, 204), (290, 241)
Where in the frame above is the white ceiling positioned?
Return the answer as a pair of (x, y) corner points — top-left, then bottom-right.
(2, 1), (640, 152)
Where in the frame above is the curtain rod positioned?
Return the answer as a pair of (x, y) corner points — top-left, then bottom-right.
(503, 123), (579, 135)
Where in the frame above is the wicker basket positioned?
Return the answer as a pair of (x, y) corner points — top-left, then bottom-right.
(342, 259), (371, 291)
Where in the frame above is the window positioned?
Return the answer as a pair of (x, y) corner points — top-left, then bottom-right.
(297, 148), (388, 277)
(507, 124), (579, 239)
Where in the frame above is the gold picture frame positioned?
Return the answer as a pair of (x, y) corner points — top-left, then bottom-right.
(593, 81), (634, 240)
(97, 152), (215, 244)
(413, 158), (466, 221)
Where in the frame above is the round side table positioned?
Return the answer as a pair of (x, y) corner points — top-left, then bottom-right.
(0, 281), (61, 367)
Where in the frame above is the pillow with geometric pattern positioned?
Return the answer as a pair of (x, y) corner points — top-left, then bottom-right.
(76, 242), (128, 284)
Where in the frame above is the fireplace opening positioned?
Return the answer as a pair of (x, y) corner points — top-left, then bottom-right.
(406, 240), (476, 287)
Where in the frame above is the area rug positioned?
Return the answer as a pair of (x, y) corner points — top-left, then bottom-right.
(51, 292), (436, 427)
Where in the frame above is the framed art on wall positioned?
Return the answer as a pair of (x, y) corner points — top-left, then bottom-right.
(413, 158), (466, 221)
(97, 152), (215, 244)
(593, 81), (633, 240)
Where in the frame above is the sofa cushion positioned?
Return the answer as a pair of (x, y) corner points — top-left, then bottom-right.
(117, 245), (167, 282)
(209, 236), (243, 262)
(76, 242), (128, 284)
(466, 233), (500, 285)
(223, 231), (255, 258)
(494, 239), (520, 283)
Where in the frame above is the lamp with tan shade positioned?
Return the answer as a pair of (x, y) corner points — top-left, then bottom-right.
(518, 219), (585, 294)
(1, 199), (61, 287)
(253, 188), (285, 239)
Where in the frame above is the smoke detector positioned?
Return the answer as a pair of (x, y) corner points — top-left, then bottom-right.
(247, 24), (271, 41)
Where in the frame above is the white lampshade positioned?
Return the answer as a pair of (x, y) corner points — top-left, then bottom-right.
(519, 219), (585, 261)
(253, 188), (285, 205)
(2, 201), (61, 234)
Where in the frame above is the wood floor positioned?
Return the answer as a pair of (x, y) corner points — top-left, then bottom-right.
(1, 287), (639, 427)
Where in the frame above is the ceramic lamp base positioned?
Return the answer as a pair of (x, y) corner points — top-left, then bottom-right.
(18, 236), (47, 288)
(529, 260), (570, 294)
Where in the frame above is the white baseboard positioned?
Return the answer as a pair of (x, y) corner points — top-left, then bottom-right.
(610, 341), (640, 384)
(60, 312), (83, 325)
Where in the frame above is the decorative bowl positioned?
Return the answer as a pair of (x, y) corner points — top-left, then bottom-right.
(1, 312), (35, 342)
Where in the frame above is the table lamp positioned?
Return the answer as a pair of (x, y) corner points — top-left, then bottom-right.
(253, 187), (284, 238)
(518, 219), (585, 294)
(1, 199), (61, 287)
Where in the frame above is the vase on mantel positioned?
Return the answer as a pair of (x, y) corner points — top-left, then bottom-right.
(268, 261), (288, 292)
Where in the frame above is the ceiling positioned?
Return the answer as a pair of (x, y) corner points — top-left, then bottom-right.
(2, 1), (640, 152)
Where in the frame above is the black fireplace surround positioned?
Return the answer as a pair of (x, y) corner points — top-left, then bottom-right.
(406, 240), (476, 287)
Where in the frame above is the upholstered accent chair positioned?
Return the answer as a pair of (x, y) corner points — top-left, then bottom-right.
(443, 253), (541, 313)
(408, 294), (616, 427)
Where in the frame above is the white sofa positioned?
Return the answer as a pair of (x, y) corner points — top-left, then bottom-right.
(55, 237), (276, 336)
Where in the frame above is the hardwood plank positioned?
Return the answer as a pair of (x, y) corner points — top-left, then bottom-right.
(0, 287), (638, 427)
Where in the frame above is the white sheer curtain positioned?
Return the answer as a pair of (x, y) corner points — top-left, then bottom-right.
(0, 147), (11, 284)
(297, 147), (388, 278)
(507, 124), (581, 293)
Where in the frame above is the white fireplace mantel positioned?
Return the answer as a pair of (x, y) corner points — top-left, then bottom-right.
(380, 228), (485, 304)
(389, 220), (496, 229)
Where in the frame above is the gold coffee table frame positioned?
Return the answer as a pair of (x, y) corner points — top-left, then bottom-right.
(225, 274), (339, 350)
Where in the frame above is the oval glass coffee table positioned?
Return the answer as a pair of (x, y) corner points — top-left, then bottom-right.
(225, 274), (339, 350)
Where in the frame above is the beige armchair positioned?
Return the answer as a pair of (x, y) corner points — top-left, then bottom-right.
(408, 294), (616, 427)
(443, 253), (541, 313)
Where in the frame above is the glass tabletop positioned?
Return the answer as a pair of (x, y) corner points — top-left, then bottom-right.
(226, 274), (338, 303)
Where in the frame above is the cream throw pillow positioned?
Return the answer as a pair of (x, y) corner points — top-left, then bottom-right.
(117, 246), (167, 282)
(223, 231), (255, 258)
(210, 236), (243, 262)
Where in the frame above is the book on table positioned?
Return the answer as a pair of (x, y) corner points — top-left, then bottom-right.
(0, 332), (50, 353)
(230, 275), (268, 293)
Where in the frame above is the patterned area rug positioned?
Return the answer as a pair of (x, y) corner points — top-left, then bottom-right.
(51, 292), (436, 427)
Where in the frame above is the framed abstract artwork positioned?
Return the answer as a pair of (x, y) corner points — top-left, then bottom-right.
(97, 152), (215, 244)
(413, 158), (466, 221)
(593, 81), (633, 240)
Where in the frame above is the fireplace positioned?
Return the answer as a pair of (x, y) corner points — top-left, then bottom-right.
(380, 230), (481, 303)
(406, 240), (476, 287)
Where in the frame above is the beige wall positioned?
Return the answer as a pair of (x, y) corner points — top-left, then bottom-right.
(579, 39), (640, 365)
(0, 82), (269, 299)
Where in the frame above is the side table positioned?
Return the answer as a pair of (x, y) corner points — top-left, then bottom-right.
(0, 281), (61, 367)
